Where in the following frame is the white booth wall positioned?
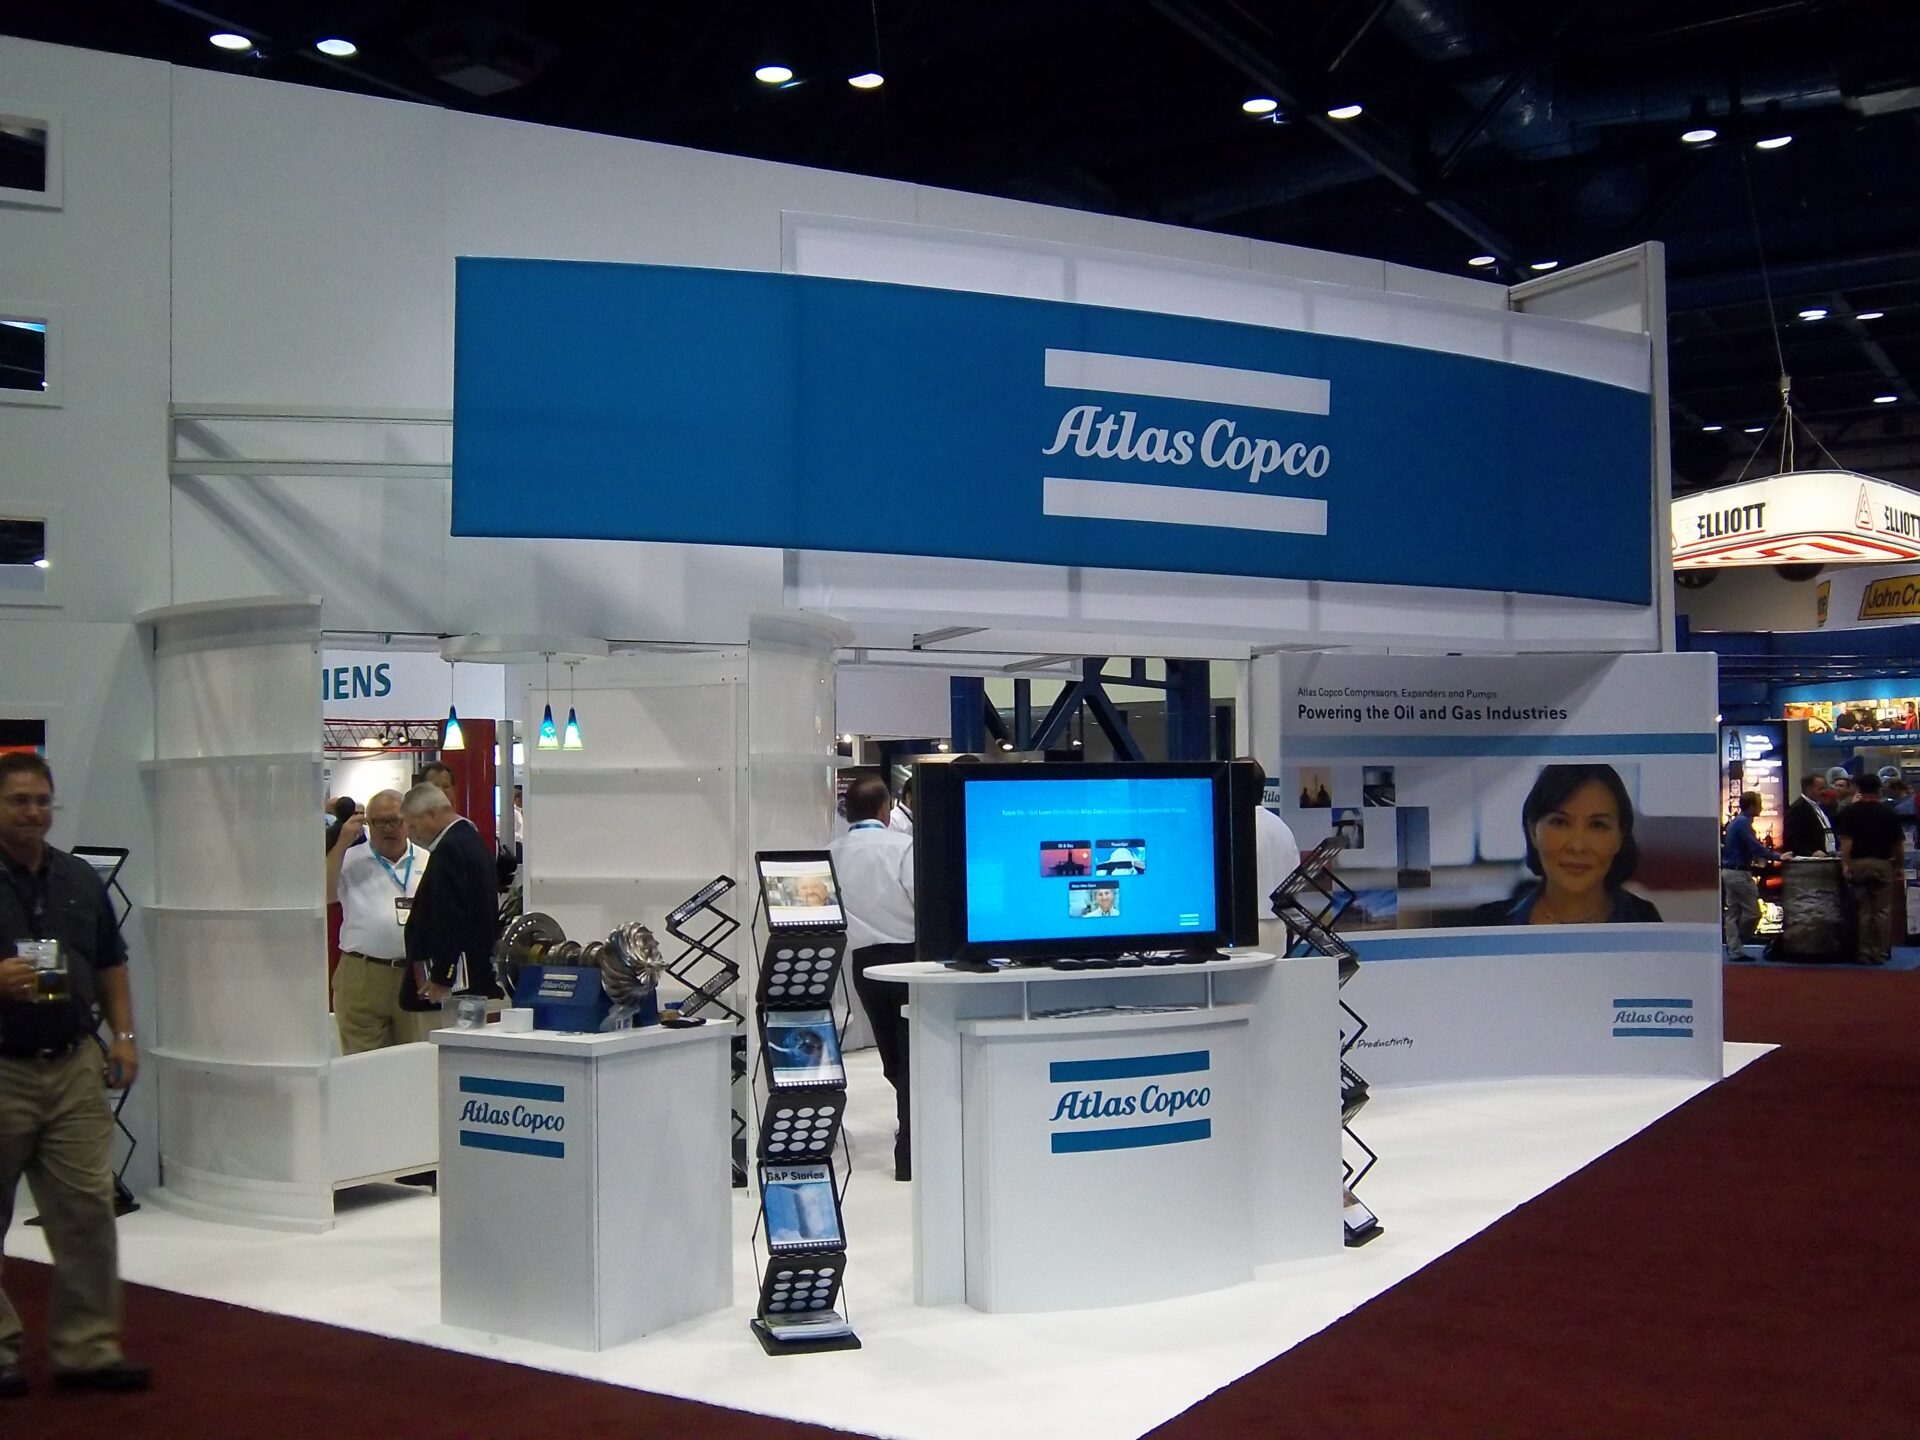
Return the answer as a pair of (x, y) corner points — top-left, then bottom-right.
(3, 35), (1672, 1199)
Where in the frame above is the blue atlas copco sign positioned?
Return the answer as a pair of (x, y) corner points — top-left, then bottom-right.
(1047, 1049), (1214, 1154)
(451, 261), (1653, 605)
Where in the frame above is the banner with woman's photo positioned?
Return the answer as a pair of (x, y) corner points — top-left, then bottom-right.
(1275, 651), (1722, 1084)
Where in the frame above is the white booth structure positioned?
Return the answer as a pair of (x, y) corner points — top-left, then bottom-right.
(875, 954), (1339, 1313)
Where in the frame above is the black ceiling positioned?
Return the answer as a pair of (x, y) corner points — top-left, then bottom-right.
(11, 0), (1920, 494)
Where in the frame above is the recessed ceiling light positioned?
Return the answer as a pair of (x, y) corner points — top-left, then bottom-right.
(848, 72), (885, 90)
(755, 64), (794, 84)
(1529, 259), (1559, 272)
(209, 32), (252, 51)
(1242, 97), (1278, 116)
(1326, 103), (1364, 121)
(1856, 310), (1886, 321)
(1744, 426), (1765, 433)
(1702, 425), (1724, 433)
(1681, 127), (1717, 144)
(1755, 134), (1792, 150)
(1468, 254), (1497, 267)
(1798, 307), (1828, 320)
(315, 38), (357, 58)
(1874, 394), (1899, 405)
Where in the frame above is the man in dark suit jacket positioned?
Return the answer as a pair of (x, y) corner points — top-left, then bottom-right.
(1783, 773), (1838, 857)
(400, 782), (502, 1005)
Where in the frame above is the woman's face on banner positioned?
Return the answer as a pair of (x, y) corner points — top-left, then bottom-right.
(1532, 779), (1623, 897)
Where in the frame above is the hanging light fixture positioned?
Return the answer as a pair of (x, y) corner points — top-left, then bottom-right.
(443, 658), (466, 751)
(562, 660), (585, 750)
(537, 653), (561, 750)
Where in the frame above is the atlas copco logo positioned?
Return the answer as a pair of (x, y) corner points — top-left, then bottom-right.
(1046, 1049), (1213, 1155)
(1612, 997), (1694, 1039)
(456, 1076), (566, 1159)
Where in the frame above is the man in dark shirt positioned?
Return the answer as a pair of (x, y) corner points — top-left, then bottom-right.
(1783, 774), (1838, 857)
(1835, 771), (1905, 965)
(402, 783), (502, 1005)
(0, 754), (149, 1396)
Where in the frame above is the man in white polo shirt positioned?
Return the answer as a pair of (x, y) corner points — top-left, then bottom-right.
(326, 788), (430, 1054)
(829, 775), (916, 1181)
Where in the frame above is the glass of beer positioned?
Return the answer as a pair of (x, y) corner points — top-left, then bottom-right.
(20, 939), (67, 1003)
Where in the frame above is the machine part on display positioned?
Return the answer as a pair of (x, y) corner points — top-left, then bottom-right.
(493, 911), (566, 998)
(600, 921), (667, 1029)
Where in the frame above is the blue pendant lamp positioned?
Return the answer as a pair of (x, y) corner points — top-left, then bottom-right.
(443, 660), (465, 750)
(562, 660), (585, 750)
(536, 653), (561, 750)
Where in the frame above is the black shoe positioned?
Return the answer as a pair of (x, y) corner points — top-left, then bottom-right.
(0, 1363), (25, 1398)
(53, 1360), (151, 1393)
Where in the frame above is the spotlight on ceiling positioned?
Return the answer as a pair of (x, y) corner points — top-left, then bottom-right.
(316, 38), (358, 58)
(1242, 96), (1279, 116)
(1744, 426), (1766, 433)
(847, 71), (884, 90)
(755, 64), (794, 84)
(209, 32), (253, 51)
(1468, 254), (1497, 268)
(1798, 307), (1829, 321)
(1702, 425), (1724, 433)
(1856, 310), (1886, 321)
(1326, 103), (1364, 121)
(1755, 134), (1792, 150)
(1874, 394), (1899, 405)
(1680, 127), (1717, 144)
(1529, 259), (1559, 272)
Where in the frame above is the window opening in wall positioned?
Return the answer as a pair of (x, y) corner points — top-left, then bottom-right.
(0, 118), (48, 194)
(0, 319), (46, 393)
(0, 518), (49, 597)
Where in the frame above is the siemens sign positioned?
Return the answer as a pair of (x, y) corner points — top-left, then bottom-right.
(452, 260), (1653, 604)
(1047, 1049), (1214, 1154)
(456, 1075), (566, 1159)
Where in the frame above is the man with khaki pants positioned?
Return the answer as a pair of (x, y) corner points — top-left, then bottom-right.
(327, 789), (432, 1052)
(0, 753), (149, 1397)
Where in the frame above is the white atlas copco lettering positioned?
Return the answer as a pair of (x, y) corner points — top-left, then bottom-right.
(1049, 1083), (1211, 1122)
(1042, 404), (1330, 487)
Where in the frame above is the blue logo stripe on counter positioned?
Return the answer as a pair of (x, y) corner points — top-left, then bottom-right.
(460, 1130), (565, 1159)
(1612, 1027), (1694, 1038)
(459, 1076), (564, 1102)
(1052, 1119), (1212, 1154)
(1049, 1051), (1210, 1083)
(1613, 997), (1692, 1007)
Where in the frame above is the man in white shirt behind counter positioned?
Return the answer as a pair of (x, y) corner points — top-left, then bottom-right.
(326, 788), (431, 1054)
(829, 775), (916, 1181)
(1244, 759), (1302, 953)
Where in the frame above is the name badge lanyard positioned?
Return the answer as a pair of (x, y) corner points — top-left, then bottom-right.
(373, 849), (416, 893)
(850, 820), (887, 832)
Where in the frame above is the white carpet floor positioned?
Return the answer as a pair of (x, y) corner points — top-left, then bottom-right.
(9, 1044), (1771, 1440)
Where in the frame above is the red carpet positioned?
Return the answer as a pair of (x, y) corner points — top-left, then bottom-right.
(5, 967), (1914, 1438)
(1147, 965), (1920, 1439)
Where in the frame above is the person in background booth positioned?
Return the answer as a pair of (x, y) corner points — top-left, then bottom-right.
(1824, 767), (1855, 814)
(1784, 773), (1838, 857)
(1835, 770), (1904, 965)
(0, 754), (149, 1397)
(889, 773), (914, 835)
(419, 761), (457, 810)
(1241, 759), (1302, 951)
(1470, 763), (1662, 925)
(402, 782), (502, 1009)
(327, 789), (431, 1053)
(829, 776), (916, 1181)
(1721, 790), (1781, 961)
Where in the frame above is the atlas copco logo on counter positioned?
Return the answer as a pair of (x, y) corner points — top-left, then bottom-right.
(1045, 1049), (1214, 1155)
(1611, 997), (1694, 1040)
(455, 1076), (566, 1159)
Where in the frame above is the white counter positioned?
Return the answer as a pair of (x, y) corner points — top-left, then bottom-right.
(431, 1023), (733, 1349)
(869, 953), (1341, 1312)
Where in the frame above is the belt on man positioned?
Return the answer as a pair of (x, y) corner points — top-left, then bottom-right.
(0, 1038), (81, 1062)
(342, 951), (409, 969)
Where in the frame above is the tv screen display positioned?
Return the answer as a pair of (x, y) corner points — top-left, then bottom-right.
(756, 852), (844, 931)
(915, 762), (1258, 963)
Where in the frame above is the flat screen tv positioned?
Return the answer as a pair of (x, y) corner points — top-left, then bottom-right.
(914, 762), (1259, 964)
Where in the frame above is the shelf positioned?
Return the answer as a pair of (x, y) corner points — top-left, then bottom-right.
(531, 874), (726, 891)
(142, 752), (323, 772)
(530, 765), (729, 782)
(151, 1047), (328, 1077)
(148, 904), (325, 919)
(749, 753), (856, 770)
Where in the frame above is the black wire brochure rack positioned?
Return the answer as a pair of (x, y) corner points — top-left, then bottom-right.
(664, 876), (750, 1183)
(66, 845), (140, 1219)
(747, 850), (861, 1355)
(1271, 827), (1383, 1247)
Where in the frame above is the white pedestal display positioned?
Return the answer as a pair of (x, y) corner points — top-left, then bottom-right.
(432, 1024), (733, 1350)
(870, 954), (1341, 1313)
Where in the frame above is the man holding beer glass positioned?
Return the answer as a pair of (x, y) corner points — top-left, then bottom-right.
(0, 753), (148, 1397)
